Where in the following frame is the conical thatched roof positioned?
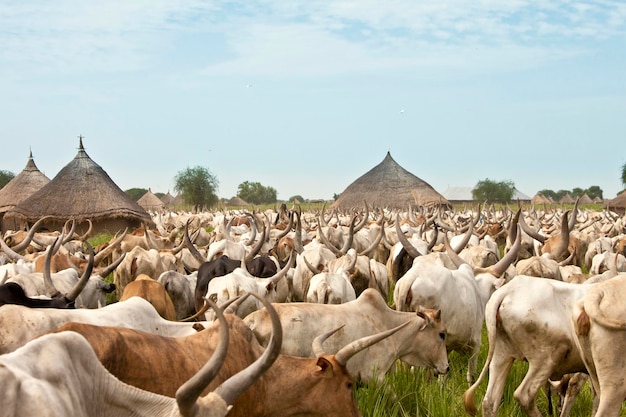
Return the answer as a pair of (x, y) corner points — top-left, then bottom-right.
(604, 190), (626, 214)
(532, 193), (552, 205)
(578, 193), (593, 205)
(6, 138), (153, 234)
(226, 196), (249, 207)
(137, 188), (165, 211)
(0, 151), (50, 215)
(160, 191), (175, 206)
(331, 152), (451, 210)
(559, 193), (575, 204)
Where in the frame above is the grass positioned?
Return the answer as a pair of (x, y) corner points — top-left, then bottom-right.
(355, 328), (606, 417)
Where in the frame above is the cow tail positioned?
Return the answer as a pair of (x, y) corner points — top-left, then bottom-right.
(462, 287), (506, 416)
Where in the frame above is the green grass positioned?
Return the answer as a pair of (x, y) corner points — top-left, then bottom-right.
(355, 329), (602, 417)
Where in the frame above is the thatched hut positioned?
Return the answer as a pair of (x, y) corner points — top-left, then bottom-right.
(331, 152), (451, 210)
(160, 191), (176, 207)
(0, 151), (51, 232)
(604, 190), (626, 215)
(531, 193), (553, 205)
(558, 193), (575, 204)
(226, 196), (249, 207)
(578, 193), (594, 205)
(137, 188), (165, 212)
(5, 138), (154, 235)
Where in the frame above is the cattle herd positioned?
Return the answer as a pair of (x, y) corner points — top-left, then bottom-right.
(0, 200), (625, 417)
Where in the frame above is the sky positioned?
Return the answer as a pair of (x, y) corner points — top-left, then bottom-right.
(1, 1), (625, 202)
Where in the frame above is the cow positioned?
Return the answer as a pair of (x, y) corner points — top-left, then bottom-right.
(159, 270), (198, 320)
(52, 293), (405, 417)
(394, 229), (521, 383)
(0, 240), (94, 309)
(244, 288), (449, 383)
(120, 274), (177, 320)
(306, 267), (356, 304)
(0, 299), (278, 417)
(463, 275), (596, 417)
(574, 273), (626, 417)
(0, 296), (214, 354)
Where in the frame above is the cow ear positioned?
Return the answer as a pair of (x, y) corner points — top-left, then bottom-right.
(314, 357), (335, 377)
(415, 306), (432, 331)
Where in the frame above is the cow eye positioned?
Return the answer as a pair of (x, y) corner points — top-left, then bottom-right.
(346, 381), (353, 390)
(439, 332), (446, 341)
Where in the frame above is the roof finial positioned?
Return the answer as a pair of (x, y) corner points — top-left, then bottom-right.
(78, 134), (85, 150)
(29, 146), (33, 159)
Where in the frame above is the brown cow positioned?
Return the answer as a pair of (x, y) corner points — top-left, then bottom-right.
(120, 274), (177, 320)
(53, 297), (406, 417)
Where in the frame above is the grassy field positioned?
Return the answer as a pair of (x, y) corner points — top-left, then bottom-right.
(354, 330), (601, 417)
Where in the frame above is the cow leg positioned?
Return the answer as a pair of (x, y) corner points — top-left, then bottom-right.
(482, 352), (514, 417)
(466, 343), (480, 383)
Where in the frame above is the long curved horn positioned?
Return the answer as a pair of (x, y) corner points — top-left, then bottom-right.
(478, 225), (522, 277)
(77, 219), (93, 242)
(302, 255), (322, 274)
(312, 324), (346, 357)
(519, 212), (546, 244)
(551, 211), (571, 261)
(244, 215), (267, 264)
(243, 213), (257, 247)
(317, 221), (342, 256)
(62, 219), (76, 244)
(65, 242), (95, 302)
(293, 207), (304, 254)
(426, 223), (439, 252)
(8, 215), (52, 252)
(93, 228), (128, 266)
(183, 220), (207, 265)
(568, 197), (580, 231)
(176, 298), (230, 415)
(267, 250), (295, 284)
(42, 236), (62, 297)
(336, 215), (356, 256)
(395, 212), (423, 258)
(358, 221), (385, 257)
(334, 320), (411, 366)
(96, 252), (126, 279)
(0, 234), (25, 261)
(352, 201), (369, 233)
(212, 292), (282, 406)
(443, 233), (468, 269)
(274, 210), (294, 240)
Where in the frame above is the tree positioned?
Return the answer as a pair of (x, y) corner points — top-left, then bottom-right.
(0, 170), (15, 189)
(472, 179), (515, 203)
(537, 189), (557, 200)
(622, 162), (626, 188)
(174, 166), (219, 212)
(237, 181), (277, 205)
(288, 195), (305, 203)
(124, 188), (148, 201)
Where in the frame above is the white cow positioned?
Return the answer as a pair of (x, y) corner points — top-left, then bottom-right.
(0, 296), (213, 354)
(306, 267), (356, 304)
(394, 230), (521, 383)
(244, 288), (449, 383)
(158, 270), (198, 320)
(0, 301), (277, 417)
(205, 254), (292, 319)
(464, 276), (595, 417)
(574, 273), (626, 417)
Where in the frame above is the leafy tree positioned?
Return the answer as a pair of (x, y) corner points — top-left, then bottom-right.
(571, 187), (584, 198)
(0, 169), (15, 189)
(124, 188), (148, 201)
(174, 166), (219, 212)
(288, 195), (305, 203)
(472, 179), (515, 203)
(333, 192), (341, 200)
(237, 181), (277, 205)
(622, 162), (626, 188)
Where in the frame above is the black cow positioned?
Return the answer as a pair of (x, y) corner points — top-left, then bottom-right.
(0, 282), (77, 309)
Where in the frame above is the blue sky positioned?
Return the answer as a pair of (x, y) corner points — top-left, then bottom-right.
(1, 1), (625, 201)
